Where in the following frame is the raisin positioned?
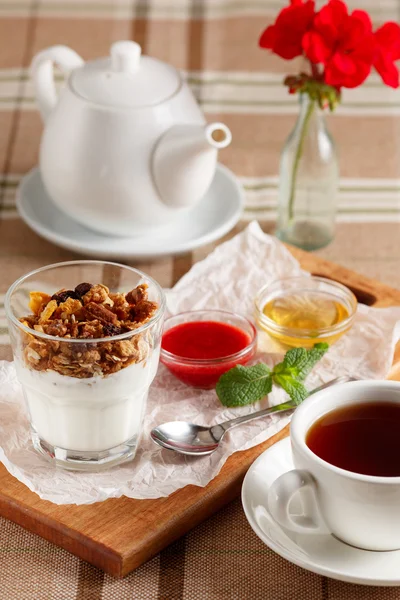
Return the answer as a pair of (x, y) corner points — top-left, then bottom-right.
(52, 290), (79, 304)
(75, 282), (93, 298)
(103, 323), (122, 336)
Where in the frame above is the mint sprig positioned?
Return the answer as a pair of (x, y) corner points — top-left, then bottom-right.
(216, 343), (329, 408)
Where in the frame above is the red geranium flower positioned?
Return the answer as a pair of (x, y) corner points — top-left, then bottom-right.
(374, 22), (400, 88)
(259, 0), (315, 60)
(302, 0), (375, 88)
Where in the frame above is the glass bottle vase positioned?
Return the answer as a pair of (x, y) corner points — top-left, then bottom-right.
(276, 94), (339, 251)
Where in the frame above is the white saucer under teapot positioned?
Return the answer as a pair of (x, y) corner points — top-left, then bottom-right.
(31, 41), (232, 237)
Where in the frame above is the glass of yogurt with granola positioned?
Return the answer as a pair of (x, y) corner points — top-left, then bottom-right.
(5, 261), (165, 470)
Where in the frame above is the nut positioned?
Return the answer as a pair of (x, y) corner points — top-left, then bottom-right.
(126, 284), (148, 305)
(130, 300), (158, 323)
(43, 321), (68, 337)
(82, 284), (111, 306)
(85, 302), (118, 325)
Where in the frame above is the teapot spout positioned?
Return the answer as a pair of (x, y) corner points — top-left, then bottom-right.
(152, 122), (232, 209)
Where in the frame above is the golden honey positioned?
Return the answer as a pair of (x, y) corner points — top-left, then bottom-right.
(260, 291), (351, 348)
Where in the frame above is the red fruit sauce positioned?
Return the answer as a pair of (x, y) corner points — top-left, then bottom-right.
(161, 320), (254, 388)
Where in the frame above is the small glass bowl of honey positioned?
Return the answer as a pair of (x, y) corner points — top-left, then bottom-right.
(254, 275), (357, 348)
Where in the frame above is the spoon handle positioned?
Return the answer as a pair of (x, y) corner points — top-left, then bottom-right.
(209, 375), (354, 442)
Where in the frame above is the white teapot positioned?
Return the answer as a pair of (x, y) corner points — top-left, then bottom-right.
(31, 41), (232, 236)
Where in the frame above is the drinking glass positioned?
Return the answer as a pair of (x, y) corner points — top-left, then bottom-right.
(5, 261), (165, 470)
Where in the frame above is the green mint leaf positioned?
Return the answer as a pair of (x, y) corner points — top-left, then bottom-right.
(273, 343), (329, 381)
(297, 343), (329, 380)
(273, 375), (309, 406)
(282, 347), (309, 372)
(276, 347), (309, 378)
(216, 364), (272, 408)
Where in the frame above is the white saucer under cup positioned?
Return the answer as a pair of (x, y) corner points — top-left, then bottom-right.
(242, 437), (400, 587)
(16, 164), (243, 260)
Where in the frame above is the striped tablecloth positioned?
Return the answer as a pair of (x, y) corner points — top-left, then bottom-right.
(1, 1), (400, 598)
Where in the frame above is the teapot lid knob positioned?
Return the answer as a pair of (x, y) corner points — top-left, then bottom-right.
(69, 40), (180, 107)
(111, 40), (141, 73)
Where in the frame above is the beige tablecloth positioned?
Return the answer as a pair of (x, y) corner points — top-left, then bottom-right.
(1, 0), (400, 598)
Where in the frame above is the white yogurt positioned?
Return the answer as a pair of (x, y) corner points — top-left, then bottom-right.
(15, 349), (159, 452)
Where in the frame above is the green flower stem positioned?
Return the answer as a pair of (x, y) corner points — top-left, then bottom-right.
(287, 96), (315, 223)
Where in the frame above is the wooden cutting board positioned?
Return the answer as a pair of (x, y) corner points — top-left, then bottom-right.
(1, 245), (400, 578)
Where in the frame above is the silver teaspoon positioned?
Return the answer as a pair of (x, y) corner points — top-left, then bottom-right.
(150, 375), (354, 456)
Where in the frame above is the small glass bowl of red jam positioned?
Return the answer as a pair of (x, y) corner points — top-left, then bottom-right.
(160, 310), (257, 389)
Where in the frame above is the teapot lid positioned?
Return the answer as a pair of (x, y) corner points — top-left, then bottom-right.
(69, 41), (181, 108)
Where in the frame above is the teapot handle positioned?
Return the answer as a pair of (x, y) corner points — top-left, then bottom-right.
(31, 45), (84, 122)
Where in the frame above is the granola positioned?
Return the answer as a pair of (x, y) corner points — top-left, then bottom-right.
(19, 282), (159, 379)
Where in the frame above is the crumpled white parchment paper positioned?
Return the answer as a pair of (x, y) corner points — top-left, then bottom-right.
(1, 221), (400, 504)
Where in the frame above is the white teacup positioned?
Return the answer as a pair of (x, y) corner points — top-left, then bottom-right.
(267, 380), (400, 551)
